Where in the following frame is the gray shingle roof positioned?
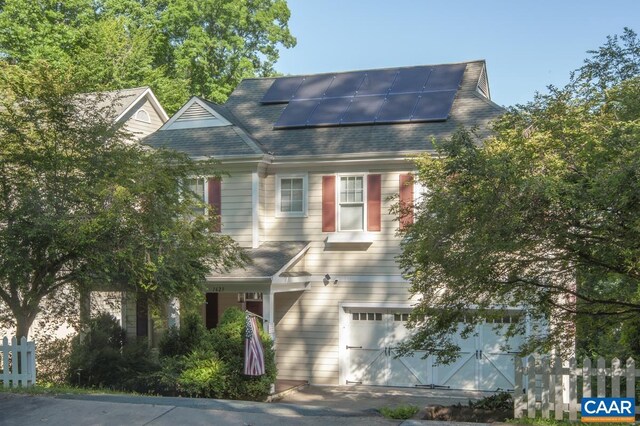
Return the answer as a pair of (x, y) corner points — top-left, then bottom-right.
(81, 87), (149, 122)
(144, 61), (503, 158)
(144, 126), (262, 157)
(208, 241), (310, 279)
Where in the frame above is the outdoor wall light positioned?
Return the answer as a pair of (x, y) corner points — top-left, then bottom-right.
(323, 274), (338, 286)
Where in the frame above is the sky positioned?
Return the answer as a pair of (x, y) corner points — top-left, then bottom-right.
(274, 1), (639, 107)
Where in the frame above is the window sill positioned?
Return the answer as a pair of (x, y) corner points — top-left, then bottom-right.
(326, 232), (374, 244)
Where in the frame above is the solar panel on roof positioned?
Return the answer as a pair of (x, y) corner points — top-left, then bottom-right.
(410, 90), (457, 122)
(268, 63), (466, 128)
(424, 64), (466, 91)
(293, 75), (334, 100)
(375, 93), (421, 123)
(356, 69), (398, 96)
(324, 72), (366, 98)
(306, 97), (352, 126)
(274, 99), (319, 128)
(261, 76), (304, 104)
(340, 95), (386, 125)
(388, 67), (431, 94)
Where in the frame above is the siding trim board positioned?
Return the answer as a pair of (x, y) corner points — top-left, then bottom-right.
(208, 177), (222, 232)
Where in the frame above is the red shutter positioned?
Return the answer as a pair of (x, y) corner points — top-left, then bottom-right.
(208, 177), (222, 232)
(399, 174), (414, 230)
(367, 174), (381, 231)
(322, 176), (336, 232)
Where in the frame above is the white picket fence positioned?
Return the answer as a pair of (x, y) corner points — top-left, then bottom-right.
(514, 356), (639, 421)
(0, 337), (36, 388)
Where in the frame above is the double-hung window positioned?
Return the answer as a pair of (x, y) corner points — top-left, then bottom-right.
(187, 177), (206, 216)
(276, 174), (307, 217)
(338, 175), (365, 231)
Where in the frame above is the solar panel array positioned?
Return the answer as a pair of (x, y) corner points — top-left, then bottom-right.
(261, 64), (466, 129)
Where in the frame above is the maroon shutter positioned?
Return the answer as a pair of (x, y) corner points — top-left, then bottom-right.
(399, 174), (414, 230)
(322, 176), (336, 232)
(367, 174), (381, 231)
(208, 177), (222, 232)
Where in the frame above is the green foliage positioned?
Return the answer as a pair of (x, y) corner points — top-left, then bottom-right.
(209, 307), (277, 401)
(0, 62), (246, 338)
(67, 314), (159, 389)
(470, 391), (513, 411)
(379, 405), (419, 420)
(177, 350), (226, 398)
(34, 335), (73, 386)
(159, 313), (209, 358)
(0, 0), (296, 112)
(398, 30), (640, 361)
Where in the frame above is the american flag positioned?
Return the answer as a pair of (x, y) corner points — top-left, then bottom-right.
(244, 313), (266, 376)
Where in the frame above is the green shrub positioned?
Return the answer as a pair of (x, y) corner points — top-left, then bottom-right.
(67, 313), (159, 389)
(35, 334), (73, 385)
(159, 313), (209, 357)
(208, 307), (277, 401)
(177, 349), (226, 398)
(379, 404), (419, 419)
(471, 390), (513, 410)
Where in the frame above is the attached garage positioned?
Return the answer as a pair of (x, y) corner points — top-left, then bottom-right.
(340, 305), (523, 391)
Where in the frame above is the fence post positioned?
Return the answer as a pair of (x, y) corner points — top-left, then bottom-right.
(514, 357), (525, 419)
(569, 357), (577, 422)
(541, 357), (550, 419)
(527, 355), (536, 418)
(1, 337), (7, 388)
(626, 358), (635, 398)
(554, 357), (564, 421)
(611, 358), (621, 397)
(583, 357), (591, 398)
(9, 337), (18, 387)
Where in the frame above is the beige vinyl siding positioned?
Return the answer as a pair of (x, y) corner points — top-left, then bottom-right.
(274, 280), (412, 385)
(263, 166), (410, 275)
(122, 98), (165, 139)
(221, 173), (253, 247)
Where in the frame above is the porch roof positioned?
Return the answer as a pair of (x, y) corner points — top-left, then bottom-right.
(207, 241), (310, 280)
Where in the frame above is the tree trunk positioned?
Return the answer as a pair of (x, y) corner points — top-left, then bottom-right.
(15, 312), (36, 340)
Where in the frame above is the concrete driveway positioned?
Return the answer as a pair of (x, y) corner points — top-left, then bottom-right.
(278, 385), (490, 414)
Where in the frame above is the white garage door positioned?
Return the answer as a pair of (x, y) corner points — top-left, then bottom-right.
(344, 308), (523, 391)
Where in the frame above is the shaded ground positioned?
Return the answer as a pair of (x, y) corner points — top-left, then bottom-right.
(279, 385), (491, 416)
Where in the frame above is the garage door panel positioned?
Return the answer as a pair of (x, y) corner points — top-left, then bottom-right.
(480, 353), (516, 390)
(347, 349), (386, 385)
(389, 350), (431, 386)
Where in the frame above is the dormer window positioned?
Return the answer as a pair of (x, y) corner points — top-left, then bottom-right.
(135, 109), (151, 123)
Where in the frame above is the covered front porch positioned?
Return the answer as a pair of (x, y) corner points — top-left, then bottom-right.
(200, 241), (320, 340)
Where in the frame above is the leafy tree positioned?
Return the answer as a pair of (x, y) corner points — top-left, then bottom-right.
(0, 62), (246, 338)
(397, 29), (640, 362)
(0, 0), (296, 112)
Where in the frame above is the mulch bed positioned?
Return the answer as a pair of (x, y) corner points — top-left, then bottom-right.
(423, 404), (512, 423)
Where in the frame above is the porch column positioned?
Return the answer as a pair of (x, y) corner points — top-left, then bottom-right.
(262, 290), (275, 340)
(167, 297), (180, 329)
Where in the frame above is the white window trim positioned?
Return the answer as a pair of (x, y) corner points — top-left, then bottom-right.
(185, 176), (209, 216)
(336, 173), (368, 232)
(275, 173), (308, 218)
(134, 108), (151, 123)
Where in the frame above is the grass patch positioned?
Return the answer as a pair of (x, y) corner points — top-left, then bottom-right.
(0, 383), (138, 396)
(379, 404), (420, 420)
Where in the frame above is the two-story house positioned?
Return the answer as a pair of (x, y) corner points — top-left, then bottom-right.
(143, 60), (524, 391)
